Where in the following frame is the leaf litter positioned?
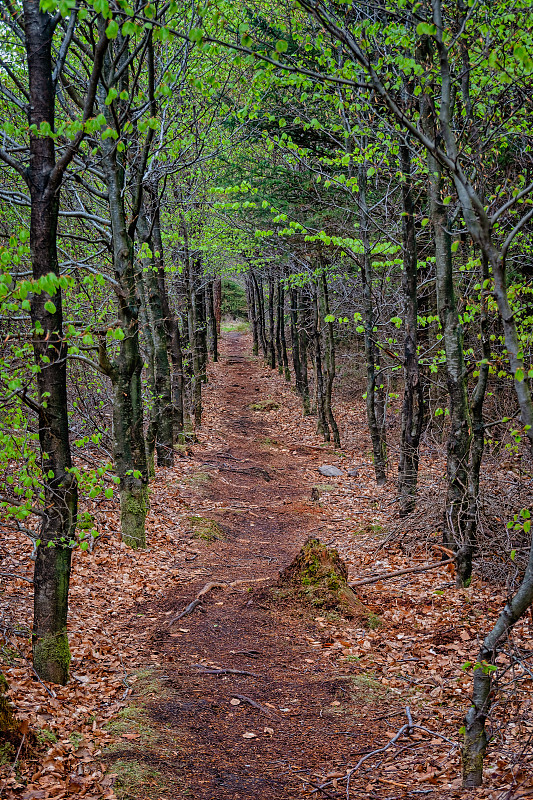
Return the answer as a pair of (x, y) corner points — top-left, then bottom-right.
(1, 330), (532, 798)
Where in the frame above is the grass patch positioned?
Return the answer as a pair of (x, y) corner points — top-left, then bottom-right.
(187, 515), (225, 542)
(249, 399), (280, 412)
(105, 706), (157, 751)
(221, 320), (249, 333)
(110, 759), (165, 800)
(351, 672), (388, 700)
(182, 471), (211, 488)
(261, 436), (280, 447)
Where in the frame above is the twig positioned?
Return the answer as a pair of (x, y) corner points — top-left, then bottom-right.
(232, 693), (280, 718)
(194, 665), (261, 677)
(167, 581), (226, 625)
(0, 572), (33, 584)
(350, 558), (454, 588)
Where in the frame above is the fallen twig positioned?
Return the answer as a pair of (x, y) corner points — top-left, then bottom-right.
(350, 557), (454, 588)
(194, 665), (261, 677)
(167, 581), (226, 625)
(231, 693), (280, 718)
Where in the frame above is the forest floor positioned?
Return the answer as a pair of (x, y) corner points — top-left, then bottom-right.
(2, 331), (533, 800)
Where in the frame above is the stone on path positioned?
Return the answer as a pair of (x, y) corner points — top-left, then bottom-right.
(347, 468), (359, 477)
(318, 465), (344, 477)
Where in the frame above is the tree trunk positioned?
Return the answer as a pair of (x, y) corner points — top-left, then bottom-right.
(398, 142), (424, 515)
(320, 270), (341, 446)
(206, 279), (219, 362)
(213, 277), (222, 336)
(279, 280), (291, 381)
(359, 164), (387, 485)
(24, 2), (77, 684)
(275, 279), (284, 374)
(421, 97), (472, 584)
(251, 271), (267, 359)
(298, 290), (311, 415)
(137, 202), (174, 468)
(246, 276), (259, 356)
(312, 287), (329, 440)
(267, 274), (276, 369)
(100, 107), (148, 549)
(151, 197), (185, 439)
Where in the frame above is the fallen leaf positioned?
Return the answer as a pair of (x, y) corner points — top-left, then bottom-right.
(242, 732), (257, 739)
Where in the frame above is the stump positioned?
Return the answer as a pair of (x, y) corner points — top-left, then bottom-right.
(278, 537), (373, 622)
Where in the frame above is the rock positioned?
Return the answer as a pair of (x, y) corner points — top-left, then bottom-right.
(347, 468), (359, 477)
(318, 465), (343, 477)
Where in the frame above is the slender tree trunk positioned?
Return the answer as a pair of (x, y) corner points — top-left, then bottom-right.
(421, 96), (471, 583)
(398, 142), (424, 514)
(290, 287), (303, 391)
(312, 287), (329, 439)
(206, 279), (219, 362)
(359, 164), (387, 485)
(298, 290), (311, 415)
(196, 273), (208, 382)
(100, 109), (148, 549)
(463, 534), (533, 785)
(137, 203), (174, 468)
(267, 274), (276, 369)
(320, 270), (341, 446)
(151, 197), (185, 439)
(24, 3), (76, 684)
(251, 272), (267, 359)
(275, 279), (284, 374)
(213, 277), (222, 336)
(279, 280), (291, 381)
(247, 276), (259, 356)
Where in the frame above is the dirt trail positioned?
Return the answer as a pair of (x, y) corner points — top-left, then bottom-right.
(110, 332), (395, 799)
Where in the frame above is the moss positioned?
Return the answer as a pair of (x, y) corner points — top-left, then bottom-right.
(120, 484), (149, 549)
(110, 758), (165, 799)
(36, 728), (58, 745)
(278, 538), (373, 623)
(33, 630), (71, 685)
(249, 399), (280, 412)
(0, 741), (15, 766)
(187, 515), (225, 542)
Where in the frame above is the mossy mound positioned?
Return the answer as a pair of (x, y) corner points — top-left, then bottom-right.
(249, 400), (280, 412)
(278, 538), (371, 621)
(187, 515), (225, 542)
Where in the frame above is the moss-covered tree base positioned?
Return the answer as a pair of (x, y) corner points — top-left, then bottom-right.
(32, 630), (71, 685)
(120, 484), (149, 549)
(278, 538), (373, 623)
(1, 672), (24, 754)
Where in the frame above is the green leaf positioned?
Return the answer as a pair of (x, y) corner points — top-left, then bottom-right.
(44, 300), (56, 314)
(515, 368), (525, 382)
(106, 19), (119, 39)
(416, 22), (437, 36)
(275, 40), (288, 53)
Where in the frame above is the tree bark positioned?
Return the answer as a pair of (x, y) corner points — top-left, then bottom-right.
(23, 2), (76, 684)
(398, 142), (424, 515)
(311, 287), (329, 440)
(99, 53), (149, 548)
(359, 163), (387, 485)
(137, 202), (174, 468)
(320, 269), (341, 446)
(267, 274), (276, 369)
(420, 93), (471, 584)
(206, 279), (219, 362)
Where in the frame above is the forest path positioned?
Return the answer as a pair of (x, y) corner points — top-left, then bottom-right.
(114, 332), (391, 799)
